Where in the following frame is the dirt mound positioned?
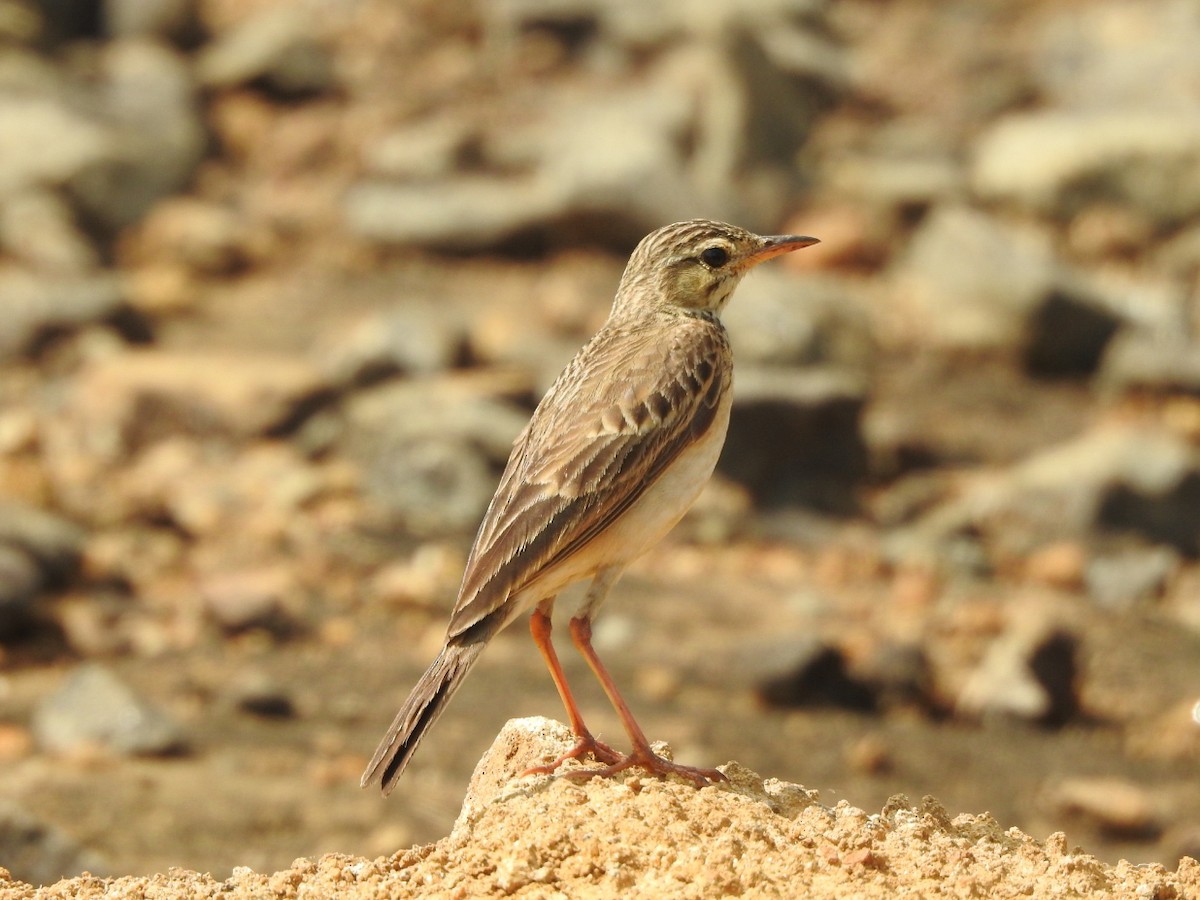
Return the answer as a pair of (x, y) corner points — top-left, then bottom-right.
(5, 719), (1196, 899)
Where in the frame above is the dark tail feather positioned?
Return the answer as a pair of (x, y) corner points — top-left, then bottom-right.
(361, 642), (485, 795)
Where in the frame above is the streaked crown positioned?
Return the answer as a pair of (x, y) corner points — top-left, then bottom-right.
(611, 219), (818, 320)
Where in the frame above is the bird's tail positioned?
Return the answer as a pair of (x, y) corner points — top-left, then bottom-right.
(361, 641), (485, 795)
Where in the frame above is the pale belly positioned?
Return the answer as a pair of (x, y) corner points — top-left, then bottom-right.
(510, 392), (733, 610)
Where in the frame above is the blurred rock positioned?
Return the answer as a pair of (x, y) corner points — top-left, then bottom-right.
(0, 95), (110, 196)
(1021, 286), (1121, 378)
(226, 669), (296, 719)
(120, 197), (258, 276)
(721, 366), (867, 513)
(0, 190), (98, 272)
(1022, 541), (1086, 591)
(361, 116), (475, 182)
(196, 7), (335, 96)
(1032, 0), (1200, 113)
(340, 380), (527, 537)
(103, 0), (197, 42)
(0, 799), (106, 886)
(890, 425), (1200, 568)
(200, 566), (298, 635)
(0, 544), (41, 638)
(1097, 471), (1200, 556)
(33, 663), (186, 756)
(66, 350), (329, 452)
(1045, 777), (1162, 840)
(744, 637), (878, 711)
(0, 500), (85, 584)
(0, 269), (126, 360)
(1099, 330), (1200, 397)
(321, 306), (469, 388)
(897, 206), (1120, 370)
(721, 270), (874, 371)
(851, 640), (936, 713)
(348, 19), (843, 252)
(957, 619), (1080, 727)
(824, 154), (965, 216)
(1084, 546), (1177, 610)
(972, 112), (1200, 226)
(66, 39), (206, 232)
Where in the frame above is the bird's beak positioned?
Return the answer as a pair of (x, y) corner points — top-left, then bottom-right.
(743, 234), (820, 268)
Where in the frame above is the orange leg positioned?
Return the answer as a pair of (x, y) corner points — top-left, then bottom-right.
(566, 615), (727, 787)
(522, 601), (622, 776)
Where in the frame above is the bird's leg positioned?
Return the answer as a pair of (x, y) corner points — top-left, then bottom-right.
(566, 615), (727, 788)
(522, 598), (622, 775)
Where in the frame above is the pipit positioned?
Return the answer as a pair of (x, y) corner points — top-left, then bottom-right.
(362, 219), (818, 794)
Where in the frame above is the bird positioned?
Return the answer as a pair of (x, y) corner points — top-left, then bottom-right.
(361, 219), (819, 795)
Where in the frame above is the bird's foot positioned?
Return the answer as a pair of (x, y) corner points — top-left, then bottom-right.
(521, 731), (623, 777)
(563, 746), (727, 788)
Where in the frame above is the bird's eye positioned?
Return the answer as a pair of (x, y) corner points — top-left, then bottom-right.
(699, 246), (729, 268)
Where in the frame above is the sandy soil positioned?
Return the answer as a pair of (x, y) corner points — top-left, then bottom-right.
(5, 719), (1196, 899)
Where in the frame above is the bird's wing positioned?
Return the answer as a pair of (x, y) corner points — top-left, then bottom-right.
(446, 317), (729, 640)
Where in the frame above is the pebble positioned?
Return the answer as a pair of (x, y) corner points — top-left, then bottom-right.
(957, 620), (1080, 726)
(1045, 777), (1162, 840)
(200, 566), (297, 634)
(196, 7), (336, 96)
(32, 663), (186, 756)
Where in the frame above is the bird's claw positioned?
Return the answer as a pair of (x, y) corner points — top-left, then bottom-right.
(521, 732), (624, 777)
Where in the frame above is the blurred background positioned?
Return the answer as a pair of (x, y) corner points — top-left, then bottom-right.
(0, 0), (1198, 884)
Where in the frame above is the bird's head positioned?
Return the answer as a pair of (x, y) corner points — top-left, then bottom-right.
(613, 219), (819, 319)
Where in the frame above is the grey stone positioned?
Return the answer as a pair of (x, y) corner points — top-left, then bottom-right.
(103, 0), (197, 41)
(196, 7), (335, 96)
(347, 25), (843, 252)
(1045, 777), (1163, 841)
(896, 205), (1121, 371)
(0, 499), (85, 582)
(0, 799), (106, 886)
(1085, 546), (1178, 610)
(1099, 330), (1200, 397)
(721, 366), (868, 513)
(361, 117), (476, 181)
(887, 425), (1200, 568)
(971, 112), (1200, 226)
(66, 40), (206, 232)
(344, 176), (571, 252)
(896, 205), (1056, 350)
(722, 270), (875, 370)
(65, 350), (330, 452)
(200, 567), (297, 635)
(957, 623), (1081, 727)
(322, 306), (469, 388)
(1031, 0), (1200, 113)
(0, 96), (111, 196)
(0, 269), (125, 361)
(340, 381), (528, 537)
(825, 154), (965, 210)
(33, 663), (186, 756)
(0, 190), (99, 272)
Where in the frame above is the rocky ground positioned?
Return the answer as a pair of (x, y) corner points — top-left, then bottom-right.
(1, 0), (1200, 895)
(4, 720), (1200, 898)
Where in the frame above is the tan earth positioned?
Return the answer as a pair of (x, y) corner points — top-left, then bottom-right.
(4, 719), (1196, 899)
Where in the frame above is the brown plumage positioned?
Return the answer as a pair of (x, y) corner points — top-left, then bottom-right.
(362, 220), (818, 795)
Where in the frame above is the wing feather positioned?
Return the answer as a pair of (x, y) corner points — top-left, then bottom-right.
(447, 315), (729, 640)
